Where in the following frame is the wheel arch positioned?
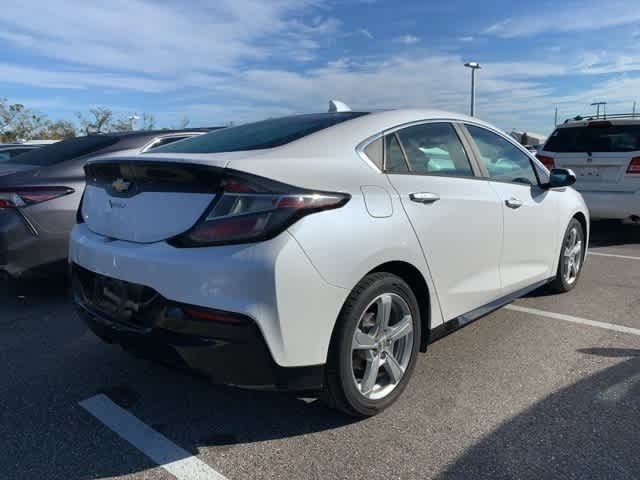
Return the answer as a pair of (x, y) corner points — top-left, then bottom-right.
(573, 211), (588, 239)
(368, 261), (431, 352)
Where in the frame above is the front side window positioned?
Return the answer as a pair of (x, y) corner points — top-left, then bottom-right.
(395, 122), (474, 177)
(466, 125), (538, 185)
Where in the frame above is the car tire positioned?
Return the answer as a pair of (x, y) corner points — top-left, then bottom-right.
(322, 272), (421, 417)
(548, 218), (585, 293)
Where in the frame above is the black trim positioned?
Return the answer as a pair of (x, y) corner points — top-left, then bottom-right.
(84, 161), (226, 197)
(429, 278), (553, 343)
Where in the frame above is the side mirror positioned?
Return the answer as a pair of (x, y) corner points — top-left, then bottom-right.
(546, 168), (576, 189)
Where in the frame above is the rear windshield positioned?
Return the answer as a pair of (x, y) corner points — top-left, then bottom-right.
(545, 125), (640, 153)
(10, 135), (119, 166)
(152, 112), (369, 154)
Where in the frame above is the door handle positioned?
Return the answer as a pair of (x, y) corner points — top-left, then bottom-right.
(505, 197), (523, 209)
(409, 192), (440, 204)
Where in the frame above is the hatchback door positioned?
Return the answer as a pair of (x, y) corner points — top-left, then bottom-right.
(81, 157), (229, 243)
(464, 124), (559, 294)
(383, 122), (503, 321)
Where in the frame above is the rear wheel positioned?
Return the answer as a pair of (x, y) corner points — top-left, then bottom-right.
(322, 273), (421, 417)
(548, 218), (585, 293)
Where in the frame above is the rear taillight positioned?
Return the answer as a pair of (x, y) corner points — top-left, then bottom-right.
(169, 171), (350, 247)
(0, 186), (74, 209)
(627, 157), (640, 174)
(536, 154), (555, 170)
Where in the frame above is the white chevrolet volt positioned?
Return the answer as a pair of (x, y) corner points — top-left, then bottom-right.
(70, 103), (589, 416)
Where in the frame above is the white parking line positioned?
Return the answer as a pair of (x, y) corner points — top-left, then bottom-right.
(505, 305), (640, 336)
(79, 394), (227, 480)
(589, 251), (640, 261)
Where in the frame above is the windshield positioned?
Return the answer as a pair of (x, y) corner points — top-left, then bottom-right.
(10, 135), (119, 166)
(151, 112), (369, 154)
(545, 125), (640, 153)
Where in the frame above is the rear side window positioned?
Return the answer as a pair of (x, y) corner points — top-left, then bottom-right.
(395, 123), (474, 177)
(467, 125), (538, 186)
(385, 134), (409, 173)
(152, 112), (368, 154)
(545, 125), (640, 153)
(363, 137), (383, 169)
(11, 136), (119, 166)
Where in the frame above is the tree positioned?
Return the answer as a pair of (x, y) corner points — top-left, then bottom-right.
(0, 99), (53, 142)
(179, 115), (190, 129)
(520, 132), (529, 146)
(0, 98), (25, 134)
(35, 120), (76, 140)
(110, 116), (133, 132)
(76, 107), (113, 134)
(141, 113), (155, 130)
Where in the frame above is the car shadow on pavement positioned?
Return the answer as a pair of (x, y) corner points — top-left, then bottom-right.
(437, 347), (640, 480)
(589, 220), (640, 247)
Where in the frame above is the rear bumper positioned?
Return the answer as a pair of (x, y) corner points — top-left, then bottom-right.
(579, 190), (640, 220)
(69, 223), (349, 368)
(73, 269), (324, 391)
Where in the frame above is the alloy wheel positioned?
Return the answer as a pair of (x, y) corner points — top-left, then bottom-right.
(350, 293), (414, 400)
(562, 226), (583, 285)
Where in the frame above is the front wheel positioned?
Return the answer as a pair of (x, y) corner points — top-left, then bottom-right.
(322, 273), (421, 417)
(548, 218), (585, 293)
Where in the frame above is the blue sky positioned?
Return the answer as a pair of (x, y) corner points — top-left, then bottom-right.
(2, 0), (640, 134)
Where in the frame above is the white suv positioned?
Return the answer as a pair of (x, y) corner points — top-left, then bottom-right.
(537, 115), (640, 221)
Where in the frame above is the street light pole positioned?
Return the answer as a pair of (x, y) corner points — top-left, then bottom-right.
(464, 62), (481, 117)
(128, 114), (139, 131)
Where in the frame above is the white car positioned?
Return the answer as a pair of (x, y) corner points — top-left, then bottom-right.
(537, 115), (640, 221)
(70, 104), (589, 416)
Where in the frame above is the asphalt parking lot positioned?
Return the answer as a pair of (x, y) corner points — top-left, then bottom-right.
(1, 221), (639, 480)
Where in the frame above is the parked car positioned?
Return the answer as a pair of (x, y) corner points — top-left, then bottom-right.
(537, 115), (640, 221)
(0, 128), (219, 277)
(70, 105), (588, 416)
(0, 141), (55, 162)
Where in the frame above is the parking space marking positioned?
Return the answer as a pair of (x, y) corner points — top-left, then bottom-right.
(589, 251), (640, 261)
(506, 305), (640, 336)
(79, 394), (227, 480)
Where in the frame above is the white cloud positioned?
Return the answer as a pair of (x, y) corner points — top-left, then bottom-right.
(358, 29), (374, 39)
(0, 62), (172, 92)
(483, 0), (640, 38)
(459, 36), (474, 42)
(0, 0), (333, 75)
(393, 35), (420, 45)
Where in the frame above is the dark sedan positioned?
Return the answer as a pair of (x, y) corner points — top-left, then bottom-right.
(0, 128), (220, 277)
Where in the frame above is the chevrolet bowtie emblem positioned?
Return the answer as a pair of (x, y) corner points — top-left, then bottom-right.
(112, 178), (132, 193)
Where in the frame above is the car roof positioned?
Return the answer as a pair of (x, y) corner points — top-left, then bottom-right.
(558, 115), (640, 128)
(270, 108), (502, 155)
